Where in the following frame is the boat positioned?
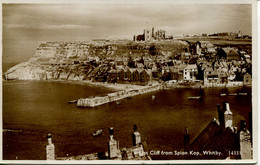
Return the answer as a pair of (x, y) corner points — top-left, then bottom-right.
(68, 100), (77, 104)
(152, 95), (156, 100)
(188, 96), (201, 100)
(238, 93), (247, 96)
(93, 129), (103, 137)
(220, 93), (226, 96)
(229, 93), (237, 96)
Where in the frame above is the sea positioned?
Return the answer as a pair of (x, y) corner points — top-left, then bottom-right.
(2, 65), (252, 160)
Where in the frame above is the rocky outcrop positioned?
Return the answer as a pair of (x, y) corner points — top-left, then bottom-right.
(5, 62), (47, 80)
(5, 40), (189, 81)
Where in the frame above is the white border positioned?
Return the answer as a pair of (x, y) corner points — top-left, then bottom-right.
(1, 0), (258, 164)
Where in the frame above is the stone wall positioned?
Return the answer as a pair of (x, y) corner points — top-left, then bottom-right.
(77, 85), (162, 107)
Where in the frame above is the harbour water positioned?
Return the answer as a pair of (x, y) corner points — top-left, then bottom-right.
(3, 80), (252, 160)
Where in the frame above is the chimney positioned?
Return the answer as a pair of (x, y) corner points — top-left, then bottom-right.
(108, 127), (119, 159)
(184, 127), (190, 151)
(239, 120), (252, 159)
(109, 127), (114, 141)
(132, 124), (141, 146)
(224, 103), (233, 128)
(46, 134), (55, 160)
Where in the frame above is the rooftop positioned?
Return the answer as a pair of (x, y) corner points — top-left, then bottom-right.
(184, 64), (197, 70)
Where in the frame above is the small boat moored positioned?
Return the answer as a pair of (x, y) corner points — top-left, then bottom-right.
(188, 96), (201, 100)
(229, 93), (237, 96)
(220, 93), (226, 96)
(238, 92), (247, 96)
(68, 100), (77, 104)
(93, 129), (103, 137)
(152, 95), (156, 100)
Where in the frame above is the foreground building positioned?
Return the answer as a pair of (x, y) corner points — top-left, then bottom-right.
(45, 103), (252, 160)
(185, 102), (252, 159)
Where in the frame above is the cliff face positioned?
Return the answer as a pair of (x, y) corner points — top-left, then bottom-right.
(5, 40), (189, 81)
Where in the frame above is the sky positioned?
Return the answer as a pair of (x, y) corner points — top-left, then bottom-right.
(3, 3), (252, 64)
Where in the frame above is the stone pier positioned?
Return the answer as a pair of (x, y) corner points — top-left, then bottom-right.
(77, 85), (162, 107)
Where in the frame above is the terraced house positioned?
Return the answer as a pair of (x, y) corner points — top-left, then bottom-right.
(183, 64), (198, 81)
(110, 67), (152, 84)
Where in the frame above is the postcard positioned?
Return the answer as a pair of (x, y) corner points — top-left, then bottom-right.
(1, 0), (257, 164)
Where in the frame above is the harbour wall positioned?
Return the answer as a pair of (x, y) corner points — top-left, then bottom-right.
(77, 85), (162, 107)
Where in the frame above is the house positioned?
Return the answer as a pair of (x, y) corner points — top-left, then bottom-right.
(196, 41), (215, 55)
(152, 70), (161, 80)
(128, 68), (135, 81)
(214, 61), (228, 73)
(185, 103), (252, 159)
(243, 72), (252, 85)
(183, 64), (198, 81)
(118, 68), (125, 81)
(114, 57), (124, 66)
(181, 52), (191, 63)
(155, 55), (165, 63)
(227, 70), (236, 81)
(239, 50), (246, 57)
(133, 69), (141, 82)
(143, 57), (153, 67)
(170, 68), (179, 81)
(218, 72), (228, 84)
(140, 69), (152, 82)
(170, 68), (184, 82)
(136, 63), (144, 69)
(244, 55), (251, 64)
(124, 68), (133, 81)
(107, 69), (119, 83)
(203, 67), (218, 85)
(217, 48), (240, 61)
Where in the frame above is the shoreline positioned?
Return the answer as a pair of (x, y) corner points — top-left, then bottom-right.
(2, 79), (148, 92)
(3, 79), (250, 91)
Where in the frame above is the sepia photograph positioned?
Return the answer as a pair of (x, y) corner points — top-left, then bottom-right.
(2, 0), (257, 163)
